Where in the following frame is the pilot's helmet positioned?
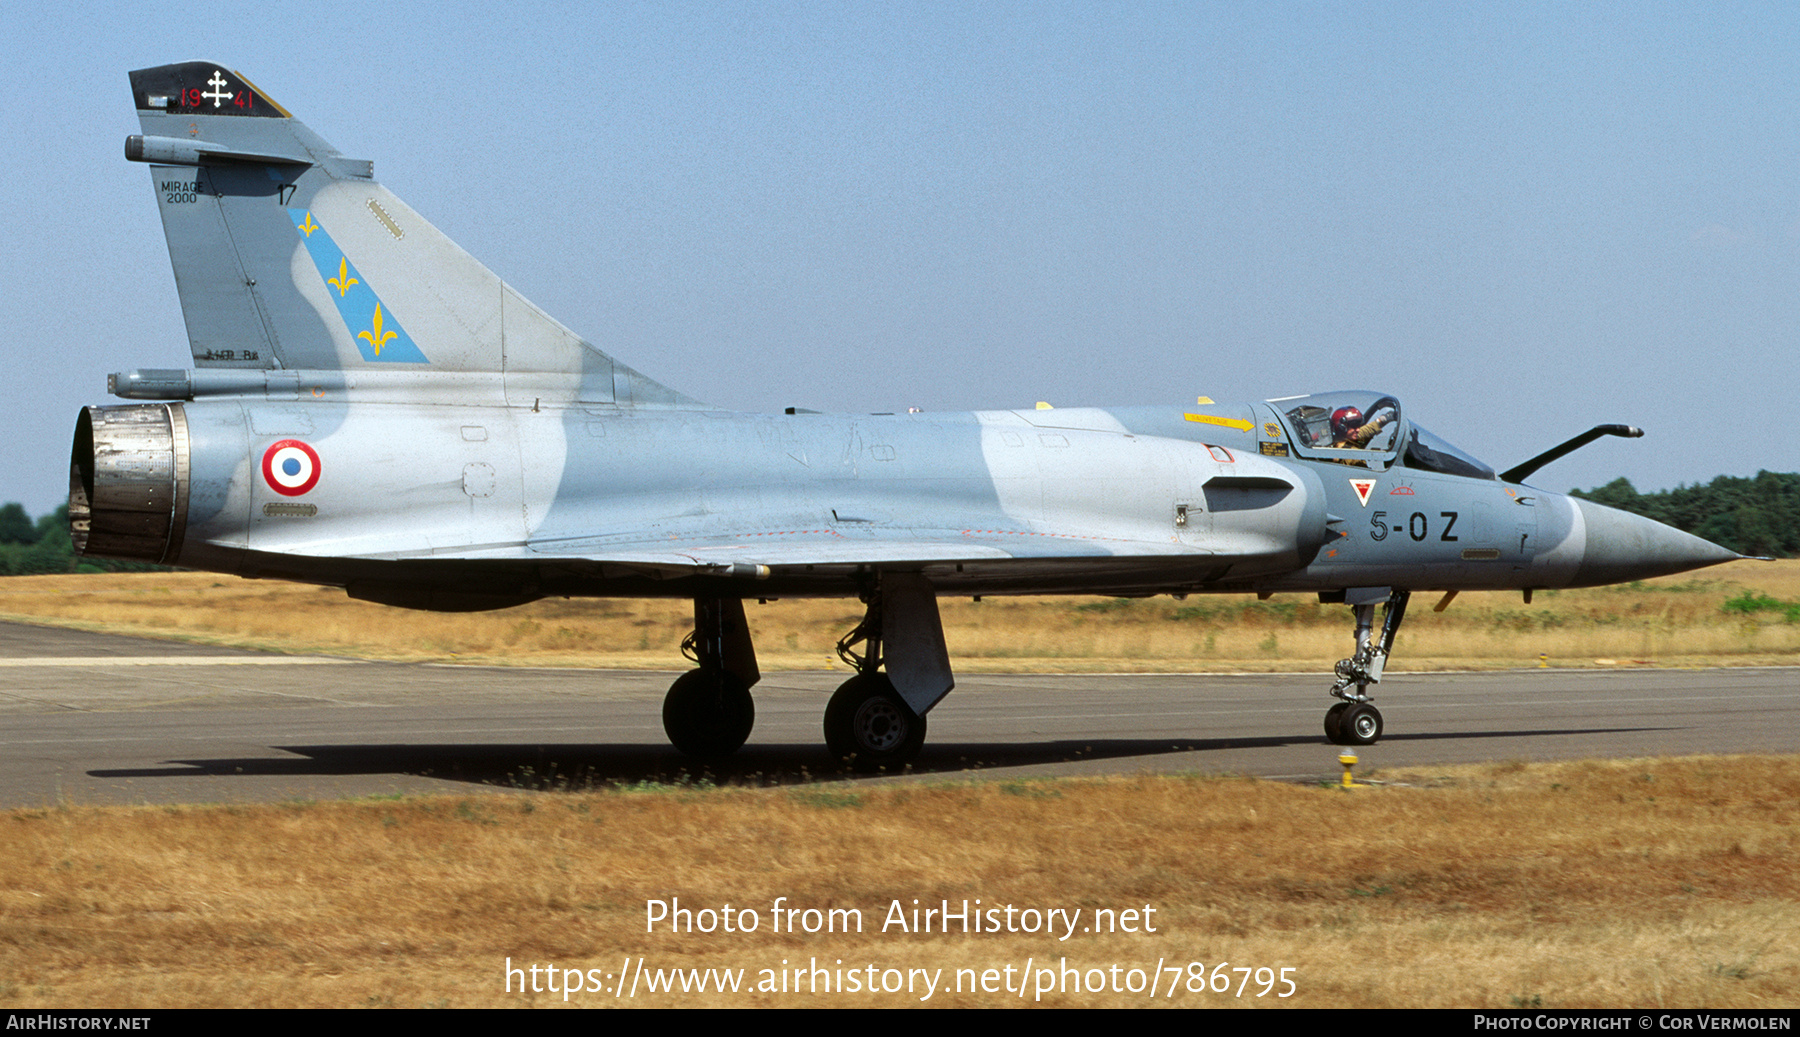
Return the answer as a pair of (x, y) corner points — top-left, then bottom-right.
(1330, 406), (1364, 439)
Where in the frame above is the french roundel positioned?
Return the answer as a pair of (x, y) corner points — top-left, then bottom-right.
(262, 440), (321, 496)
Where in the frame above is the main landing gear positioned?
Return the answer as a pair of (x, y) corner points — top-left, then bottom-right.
(662, 597), (759, 757)
(825, 572), (954, 771)
(1322, 588), (1409, 746)
(824, 674), (923, 770)
(660, 574), (955, 770)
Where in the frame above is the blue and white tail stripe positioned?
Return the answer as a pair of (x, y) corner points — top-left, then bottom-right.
(287, 209), (428, 364)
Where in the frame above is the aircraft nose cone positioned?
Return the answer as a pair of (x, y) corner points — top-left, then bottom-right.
(1571, 498), (1740, 586)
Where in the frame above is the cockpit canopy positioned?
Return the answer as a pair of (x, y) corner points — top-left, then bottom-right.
(1270, 390), (1495, 480)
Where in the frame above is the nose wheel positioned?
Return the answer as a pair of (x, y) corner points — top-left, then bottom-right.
(1323, 702), (1350, 741)
(1323, 589), (1406, 746)
(1325, 701), (1383, 745)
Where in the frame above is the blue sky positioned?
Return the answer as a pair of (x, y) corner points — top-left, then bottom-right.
(3, 2), (1795, 516)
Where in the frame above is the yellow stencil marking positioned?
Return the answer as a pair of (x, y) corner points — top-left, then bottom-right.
(297, 212), (319, 237)
(367, 199), (404, 240)
(1184, 413), (1254, 431)
(328, 257), (359, 297)
(358, 303), (398, 358)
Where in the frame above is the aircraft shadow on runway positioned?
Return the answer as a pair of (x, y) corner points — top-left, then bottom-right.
(85, 726), (1673, 787)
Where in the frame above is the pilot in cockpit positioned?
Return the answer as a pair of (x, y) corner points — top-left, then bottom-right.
(1331, 405), (1396, 449)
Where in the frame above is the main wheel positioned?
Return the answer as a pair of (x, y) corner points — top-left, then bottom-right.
(823, 674), (926, 771)
(1323, 702), (1351, 743)
(1337, 702), (1383, 746)
(662, 668), (755, 757)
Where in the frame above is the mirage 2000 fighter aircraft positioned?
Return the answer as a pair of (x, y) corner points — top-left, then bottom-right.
(72, 63), (1741, 768)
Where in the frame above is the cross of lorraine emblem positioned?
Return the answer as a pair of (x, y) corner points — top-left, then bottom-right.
(203, 71), (233, 108)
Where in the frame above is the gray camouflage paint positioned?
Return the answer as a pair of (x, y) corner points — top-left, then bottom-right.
(80, 64), (1738, 639)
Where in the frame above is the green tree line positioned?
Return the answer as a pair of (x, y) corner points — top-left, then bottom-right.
(0, 502), (76, 575)
(1572, 470), (1799, 558)
(0, 502), (168, 575)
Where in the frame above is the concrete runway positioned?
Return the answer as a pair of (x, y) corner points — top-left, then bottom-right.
(0, 620), (1794, 807)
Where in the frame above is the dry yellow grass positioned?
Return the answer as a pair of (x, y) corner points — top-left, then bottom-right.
(1, 559), (1796, 672)
(0, 757), (1794, 1008)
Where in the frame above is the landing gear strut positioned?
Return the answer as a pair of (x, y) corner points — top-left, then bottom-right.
(823, 573), (950, 771)
(662, 597), (759, 757)
(1323, 588), (1409, 746)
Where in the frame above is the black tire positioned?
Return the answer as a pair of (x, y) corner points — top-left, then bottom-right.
(823, 674), (926, 771)
(1323, 702), (1351, 743)
(1337, 702), (1383, 746)
(662, 668), (754, 757)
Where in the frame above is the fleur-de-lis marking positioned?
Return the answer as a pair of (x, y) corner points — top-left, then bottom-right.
(297, 212), (319, 237)
(328, 257), (359, 297)
(357, 304), (398, 358)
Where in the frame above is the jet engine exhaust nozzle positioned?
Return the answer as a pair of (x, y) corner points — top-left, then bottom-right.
(68, 404), (190, 565)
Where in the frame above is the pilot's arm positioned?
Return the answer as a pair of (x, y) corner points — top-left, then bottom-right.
(1345, 412), (1391, 446)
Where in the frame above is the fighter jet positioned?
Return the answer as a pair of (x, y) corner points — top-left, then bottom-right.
(72, 63), (1740, 768)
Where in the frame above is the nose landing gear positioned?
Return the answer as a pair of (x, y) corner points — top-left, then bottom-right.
(1323, 588), (1408, 746)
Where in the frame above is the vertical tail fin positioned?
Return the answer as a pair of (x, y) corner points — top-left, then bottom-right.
(127, 62), (697, 406)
